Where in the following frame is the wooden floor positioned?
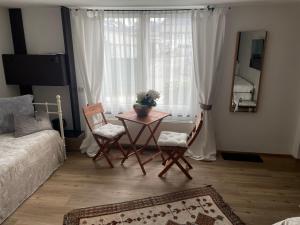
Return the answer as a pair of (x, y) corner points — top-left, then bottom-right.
(3, 151), (300, 225)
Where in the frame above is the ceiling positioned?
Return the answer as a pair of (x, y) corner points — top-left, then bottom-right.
(0, 0), (299, 8)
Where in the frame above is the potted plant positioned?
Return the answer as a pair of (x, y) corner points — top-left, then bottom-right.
(133, 90), (160, 117)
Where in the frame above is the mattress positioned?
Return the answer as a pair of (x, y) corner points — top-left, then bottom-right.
(233, 75), (254, 93)
(0, 130), (65, 224)
(233, 92), (253, 102)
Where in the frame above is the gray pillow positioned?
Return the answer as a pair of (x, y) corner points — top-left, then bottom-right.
(14, 111), (53, 138)
(0, 95), (34, 134)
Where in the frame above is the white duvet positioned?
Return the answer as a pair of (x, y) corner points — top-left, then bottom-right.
(0, 130), (65, 224)
(233, 75), (254, 93)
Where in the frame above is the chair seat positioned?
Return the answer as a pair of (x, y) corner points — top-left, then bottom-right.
(93, 123), (125, 139)
(158, 131), (188, 148)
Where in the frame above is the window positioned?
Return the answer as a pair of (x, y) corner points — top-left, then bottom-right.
(101, 11), (197, 117)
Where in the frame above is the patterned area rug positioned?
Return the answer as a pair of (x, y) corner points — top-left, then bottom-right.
(63, 186), (245, 225)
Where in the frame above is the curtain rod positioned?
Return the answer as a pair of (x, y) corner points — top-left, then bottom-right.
(71, 5), (230, 12)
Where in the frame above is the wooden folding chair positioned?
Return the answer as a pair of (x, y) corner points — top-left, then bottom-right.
(157, 112), (203, 179)
(82, 103), (127, 168)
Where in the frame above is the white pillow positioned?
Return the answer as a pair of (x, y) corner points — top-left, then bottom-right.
(158, 131), (188, 147)
(0, 95), (34, 134)
(14, 111), (52, 137)
(93, 123), (125, 139)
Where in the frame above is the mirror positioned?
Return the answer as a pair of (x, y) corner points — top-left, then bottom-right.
(230, 30), (267, 112)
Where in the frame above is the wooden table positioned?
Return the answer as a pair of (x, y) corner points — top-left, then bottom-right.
(115, 110), (170, 175)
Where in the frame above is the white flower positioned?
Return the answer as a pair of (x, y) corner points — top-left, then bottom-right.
(147, 90), (160, 100)
(136, 91), (147, 102)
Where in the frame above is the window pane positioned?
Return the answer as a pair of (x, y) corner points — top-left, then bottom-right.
(101, 11), (197, 117)
(102, 11), (142, 114)
(145, 11), (196, 116)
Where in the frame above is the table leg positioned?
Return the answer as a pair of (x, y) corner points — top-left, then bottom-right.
(120, 119), (147, 175)
(142, 120), (162, 149)
(133, 125), (146, 144)
(139, 119), (165, 165)
(121, 124), (146, 164)
(147, 124), (165, 164)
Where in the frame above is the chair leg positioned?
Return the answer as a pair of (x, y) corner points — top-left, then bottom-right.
(159, 150), (192, 179)
(117, 141), (126, 157)
(93, 136), (105, 161)
(93, 151), (104, 161)
(175, 160), (192, 179)
(121, 148), (131, 164)
(174, 152), (192, 179)
(180, 156), (193, 169)
(161, 153), (166, 165)
(160, 150), (166, 165)
(102, 145), (114, 168)
(94, 139), (114, 168)
(161, 151), (173, 165)
(158, 151), (177, 177)
(93, 148), (104, 161)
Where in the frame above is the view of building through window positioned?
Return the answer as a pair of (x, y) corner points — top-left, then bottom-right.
(101, 11), (197, 117)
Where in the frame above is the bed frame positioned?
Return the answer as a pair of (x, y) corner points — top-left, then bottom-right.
(32, 95), (65, 146)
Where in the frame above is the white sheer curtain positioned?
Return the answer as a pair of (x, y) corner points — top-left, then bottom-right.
(71, 8), (226, 158)
(144, 11), (197, 117)
(101, 10), (197, 117)
(71, 9), (105, 156)
(188, 8), (227, 161)
(101, 11), (144, 114)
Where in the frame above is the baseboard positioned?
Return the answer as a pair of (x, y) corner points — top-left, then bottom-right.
(114, 146), (296, 159)
(79, 140), (299, 160)
(218, 149), (295, 159)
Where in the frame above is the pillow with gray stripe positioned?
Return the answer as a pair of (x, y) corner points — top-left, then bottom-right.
(0, 95), (34, 134)
(14, 111), (53, 138)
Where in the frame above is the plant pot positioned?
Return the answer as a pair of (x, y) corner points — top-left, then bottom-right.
(133, 104), (152, 117)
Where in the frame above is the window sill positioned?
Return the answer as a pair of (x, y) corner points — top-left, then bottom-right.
(106, 115), (193, 124)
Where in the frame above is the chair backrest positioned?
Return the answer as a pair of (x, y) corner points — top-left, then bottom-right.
(187, 112), (203, 147)
(82, 103), (107, 132)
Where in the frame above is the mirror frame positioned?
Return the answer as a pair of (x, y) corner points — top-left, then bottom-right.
(229, 30), (268, 113)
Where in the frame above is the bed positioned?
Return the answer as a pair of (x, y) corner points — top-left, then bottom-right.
(0, 95), (66, 224)
(232, 75), (255, 111)
(233, 75), (254, 93)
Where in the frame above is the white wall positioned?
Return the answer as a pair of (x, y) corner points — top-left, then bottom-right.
(214, 4), (300, 156)
(18, 4), (300, 157)
(21, 7), (74, 130)
(0, 7), (19, 97)
(292, 116), (300, 159)
(291, 72), (300, 159)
